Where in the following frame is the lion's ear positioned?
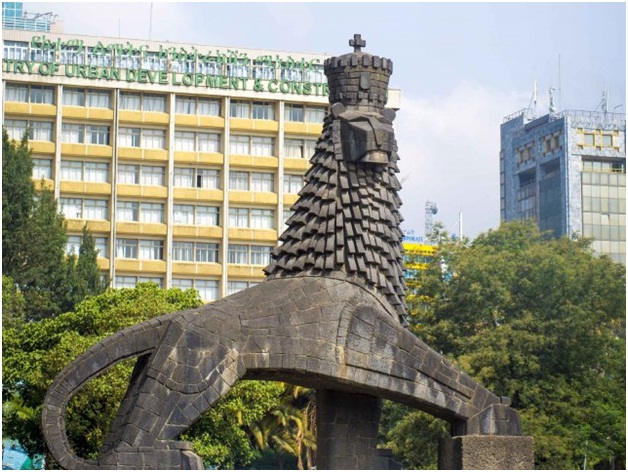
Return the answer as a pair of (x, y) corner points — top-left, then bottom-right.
(382, 108), (396, 123)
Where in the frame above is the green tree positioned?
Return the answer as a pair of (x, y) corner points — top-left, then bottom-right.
(2, 275), (26, 329)
(397, 220), (625, 469)
(77, 225), (108, 296)
(2, 128), (35, 275)
(2, 283), (291, 469)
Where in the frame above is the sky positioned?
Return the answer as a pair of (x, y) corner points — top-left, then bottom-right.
(25, 1), (627, 238)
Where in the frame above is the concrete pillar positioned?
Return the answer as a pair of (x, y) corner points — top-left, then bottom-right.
(316, 389), (396, 470)
(439, 435), (535, 470)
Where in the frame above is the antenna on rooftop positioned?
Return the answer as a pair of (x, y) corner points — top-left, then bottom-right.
(425, 201), (438, 239)
(149, 3), (153, 40)
(601, 90), (609, 114)
(549, 87), (557, 113)
(558, 53), (561, 111)
(527, 80), (538, 114)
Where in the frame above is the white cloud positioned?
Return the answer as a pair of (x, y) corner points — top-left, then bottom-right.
(395, 82), (528, 238)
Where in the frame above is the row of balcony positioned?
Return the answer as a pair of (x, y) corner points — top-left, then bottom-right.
(4, 102), (324, 134)
(95, 259), (266, 280)
(66, 218), (279, 241)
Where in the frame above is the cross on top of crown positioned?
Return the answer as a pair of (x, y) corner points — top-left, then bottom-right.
(349, 34), (366, 52)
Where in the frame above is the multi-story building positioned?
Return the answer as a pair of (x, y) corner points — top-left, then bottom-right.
(500, 108), (626, 264)
(2, 2), (59, 32)
(1, 28), (401, 301)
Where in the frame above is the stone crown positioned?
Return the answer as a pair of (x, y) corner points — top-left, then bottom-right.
(324, 48), (393, 112)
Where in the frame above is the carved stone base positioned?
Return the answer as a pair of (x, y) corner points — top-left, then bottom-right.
(438, 435), (534, 470)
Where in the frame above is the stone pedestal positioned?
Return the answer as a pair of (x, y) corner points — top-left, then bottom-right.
(317, 389), (394, 470)
(439, 435), (534, 470)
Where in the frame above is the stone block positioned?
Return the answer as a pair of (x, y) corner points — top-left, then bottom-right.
(438, 435), (534, 470)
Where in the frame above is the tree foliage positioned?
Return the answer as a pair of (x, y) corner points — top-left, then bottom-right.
(395, 220), (625, 469)
(2, 129), (105, 320)
(1, 284), (299, 469)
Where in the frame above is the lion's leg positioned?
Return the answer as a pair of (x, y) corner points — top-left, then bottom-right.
(98, 314), (245, 469)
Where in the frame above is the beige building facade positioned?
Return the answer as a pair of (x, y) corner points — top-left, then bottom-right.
(2, 29), (401, 300)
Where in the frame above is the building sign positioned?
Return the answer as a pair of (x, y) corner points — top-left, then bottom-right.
(2, 35), (330, 97)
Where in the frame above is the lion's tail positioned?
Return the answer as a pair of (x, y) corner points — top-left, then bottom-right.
(41, 317), (166, 469)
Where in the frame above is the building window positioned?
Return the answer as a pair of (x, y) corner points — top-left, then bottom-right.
(251, 137), (275, 156)
(119, 93), (141, 110)
(140, 202), (165, 223)
(62, 88), (85, 106)
(141, 165), (165, 186)
(584, 133), (595, 146)
(196, 243), (219, 263)
(230, 100), (250, 118)
(227, 281), (251, 295)
(118, 127), (141, 147)
(284, 138), (316, 159)
(284, 174), (304, 193)
(175, 96), (221, 116)
(5, 83), (28, 102)
(3, 41), (28, 60)
(602, 134), (613, 147)
(87, 48), (112, 68)
(94, 237), (109, 258)
(230, 135), (250, 155)
(139, 239), (164, 260)
(305, 106), (326, 123)
(114, 275), (163, 288)
(252, 101), (275, 120)
(65, 235), (82, 255)
(119, 128), (165, 149)
(32, 158), (52, 179)
(86, 89), (111, 109)
(229, 208), (249, 227)
(251, 172), (274, 192)
(172, 241), (193, 261)
(172, 241), (219, 263)
(117, 201), (139, 222)
(6, 84), (55, 104)
(250, 245), (272, 265)
(228, 244), (249, 264)
(173, 205), (194, 225)
(228, 207), (274, 229)
(118, 164), (139, 184)
(251, 209), (275, 229)
(5, 120), (53, 142)
(118, 91), (167, 112)
(517, 173), (536, 220)
(116, 238), (138, 259)
(60, 198), (108, 220)
(173, 204), (219, 226)
(173, 167), (220, 189)
(226, 60), (249, 78)
(87, 125), (110, 145)
(60, 160), (109, 182)
(174, 131), (221, 152)
(230, 171), (250, 190)
(252, 62), (275, 80)
(194, 280), (219, 301)
(285, 104), (304, 122)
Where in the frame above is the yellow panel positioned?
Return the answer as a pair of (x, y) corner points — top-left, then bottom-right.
(86, 145), (113, 157)
(230, 118), (254, 131)
(284, 194), (299, 206)
(61, 143), (88, 156)
(30, 141), (56, 154)
(195, 264), (222, 276)
(33, 178), (54, 190)
(97, 259), (110, 270)
(253, 192), (278, 205)
(84, 182), (113, 196)
(142, 112), (169, 125)
(140, 260), (167, 273)
(66, 220), (110, 232)
(198, 153), (224, 165)
(142, 186), (168, 199)
(4, 102), (29, 114)
(143, 149), (169, 161)
(118, 110), (144, 124)
(59, 181), (85, 194)
(252, 120), (279, 132)
(173, 188), (198, 200)
(199, 116), (225, 129)
(118, 147), (143, 160)
(116, 260), (141, 272)
(197, 188), (223, 202)
(116, 222), (168, 236)
(174, 115), (199, 127)
(229, 191), (255, 204)
(172, 263), (222, 277)
(227, 265), (265, 278)
(172, 226), (223, 239)
(230, 155), (278, 169)
(62, 106), (87, 120)
(30, 103), (57, 117)
(284, 158), (310, 172)
(228, 228), (277, 242)
(117, 184), (143, 198)
(174, 151), (198, 163)
(87, 108), (114, 122)
(284, 122), (322, 136)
